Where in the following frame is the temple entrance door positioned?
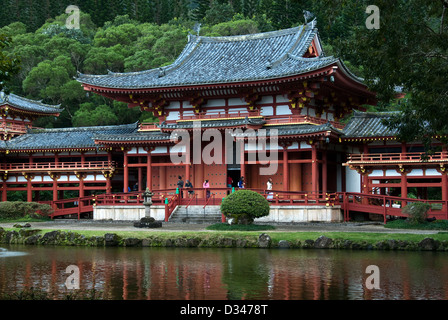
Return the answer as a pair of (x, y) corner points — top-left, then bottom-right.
(227, 166), (240, 188)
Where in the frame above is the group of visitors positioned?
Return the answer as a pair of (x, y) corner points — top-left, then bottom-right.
(168, 175), (274, 200)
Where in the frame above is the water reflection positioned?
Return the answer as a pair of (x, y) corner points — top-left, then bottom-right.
(0, 245), (447, 300)
(0, 247), (28, 258)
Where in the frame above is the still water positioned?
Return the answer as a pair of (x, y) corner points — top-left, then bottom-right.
(0, 245), (447, 300)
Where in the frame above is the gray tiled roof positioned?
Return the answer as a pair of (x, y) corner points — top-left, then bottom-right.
(94, 130), (172, 142)
(159, 117), (266, 130)
(93, 120), (342, 144)
(77, 22), (355, 89)
(342, 111), (399, 138)
(0, 92), (63, 114)
(233, 123), (342, 137)
(5, 122), (138, 150)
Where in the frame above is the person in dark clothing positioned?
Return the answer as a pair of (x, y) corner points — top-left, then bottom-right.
(238, 176), (245, 188)
(185, 180), (194, 198)
(177, 176), (184, 198)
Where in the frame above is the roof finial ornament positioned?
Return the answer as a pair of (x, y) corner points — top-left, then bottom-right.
(303, 10), (315, 24)
(193, 22), (201, 36)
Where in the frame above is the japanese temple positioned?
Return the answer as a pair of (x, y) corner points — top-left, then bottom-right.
(1, 21), (447, 222)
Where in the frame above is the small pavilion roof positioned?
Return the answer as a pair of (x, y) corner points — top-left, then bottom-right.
(0, 92), (63, 115)
(342, 111), (399, 138)
(4, 122), (138, 151)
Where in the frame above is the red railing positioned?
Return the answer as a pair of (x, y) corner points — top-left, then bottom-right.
(335, 192), (448, 223)
(203, 192), (216, 209)
(138, 123), (159, 131)
(165, 194), (179, 222)
(0, 122), (29, 133)
(49, 195), (97, 220)
(44, 187), (448, 224)
(0, 161), (115, 171)
(347, 152), (448, 164)
(185, 193), (197, 209)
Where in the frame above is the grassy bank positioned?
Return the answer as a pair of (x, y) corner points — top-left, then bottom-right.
(2, 224), (448, 250)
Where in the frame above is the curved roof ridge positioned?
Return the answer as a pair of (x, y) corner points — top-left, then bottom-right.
(1, 92), (62, 110)
(29, 121), (139, 133)
(190, 24), (304, 43)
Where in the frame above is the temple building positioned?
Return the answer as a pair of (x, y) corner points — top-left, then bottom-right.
(0, 21), (446, 221)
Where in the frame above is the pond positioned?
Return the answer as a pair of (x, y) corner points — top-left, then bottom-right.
(1, 245), (447, 300)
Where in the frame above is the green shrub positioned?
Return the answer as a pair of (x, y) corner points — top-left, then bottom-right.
(220, 190), (270, 225)
(0, 201), (53, 220)
(402, 202), (431, 225)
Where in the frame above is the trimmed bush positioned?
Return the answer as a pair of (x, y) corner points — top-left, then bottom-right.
(0, 201), (53, 220)
(220, 190), (270, 225)
(402, 202), (431, 225)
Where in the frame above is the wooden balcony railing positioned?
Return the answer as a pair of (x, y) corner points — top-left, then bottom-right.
(264, 114), (345, 129)
(0, 122), (28, 133)
(346, 152), (448, 165)
(0, 161), (116, 172)
(139, 123), (159, 131)
(180, 110), (261, 121)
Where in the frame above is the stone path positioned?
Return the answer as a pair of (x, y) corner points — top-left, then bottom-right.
(0, 220), (441, 235)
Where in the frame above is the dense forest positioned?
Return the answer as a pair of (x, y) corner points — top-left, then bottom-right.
(0, 0), (447, 146)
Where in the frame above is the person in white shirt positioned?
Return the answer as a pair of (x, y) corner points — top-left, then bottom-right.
(266, 178), (273, 200)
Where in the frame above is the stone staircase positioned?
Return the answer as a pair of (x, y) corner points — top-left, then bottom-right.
(168, 205), (223, 224)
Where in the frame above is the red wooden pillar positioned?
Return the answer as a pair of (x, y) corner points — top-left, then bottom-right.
(79, 177), (85, 198)
(2, 181), (7, 201)
(311, 143), (318, 197)
(105, 176), (111, 194)
(401, 173), (407, 199)
(52, 180), (57, 201)
(442, 172), (447, 216)
(106, 152), (112, 193)
(123, 151), (129, 192)
(282, 146), (289, 192)
(26, 176), (32, 202)
(146, 152), (152, 190)
(240, 139), (245, 184)
(138, 157), (142, 192)
(322, 149), (327, 195)
(185, 145), (190, 183)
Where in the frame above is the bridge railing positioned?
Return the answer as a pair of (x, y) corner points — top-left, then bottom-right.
(48, 195), (96, 220)
(335, 192), (448, 223)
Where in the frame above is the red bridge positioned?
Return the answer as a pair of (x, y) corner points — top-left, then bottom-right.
(44, 188), (448, 223)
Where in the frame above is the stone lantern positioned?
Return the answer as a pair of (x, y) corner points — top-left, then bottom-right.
(134, 188), (162, 228)
(142, 187), (154, 217)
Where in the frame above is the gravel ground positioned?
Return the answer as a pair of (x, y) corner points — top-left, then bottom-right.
(0, 219), (441, 234)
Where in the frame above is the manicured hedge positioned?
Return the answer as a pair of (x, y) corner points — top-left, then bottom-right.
(220, 190), (270, 224)
(0, 201), (53, 219)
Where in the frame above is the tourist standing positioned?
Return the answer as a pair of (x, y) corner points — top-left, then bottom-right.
(238, 176), (245, 189)
(227, 176), (233, 188)
(177, 176), (184, 198)
(203, 179), (210, 198)
(185, 180), (194, 198)
(266, 178), (273, 200)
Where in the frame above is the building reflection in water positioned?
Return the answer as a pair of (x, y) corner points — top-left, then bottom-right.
(1, 246), (448, 300)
